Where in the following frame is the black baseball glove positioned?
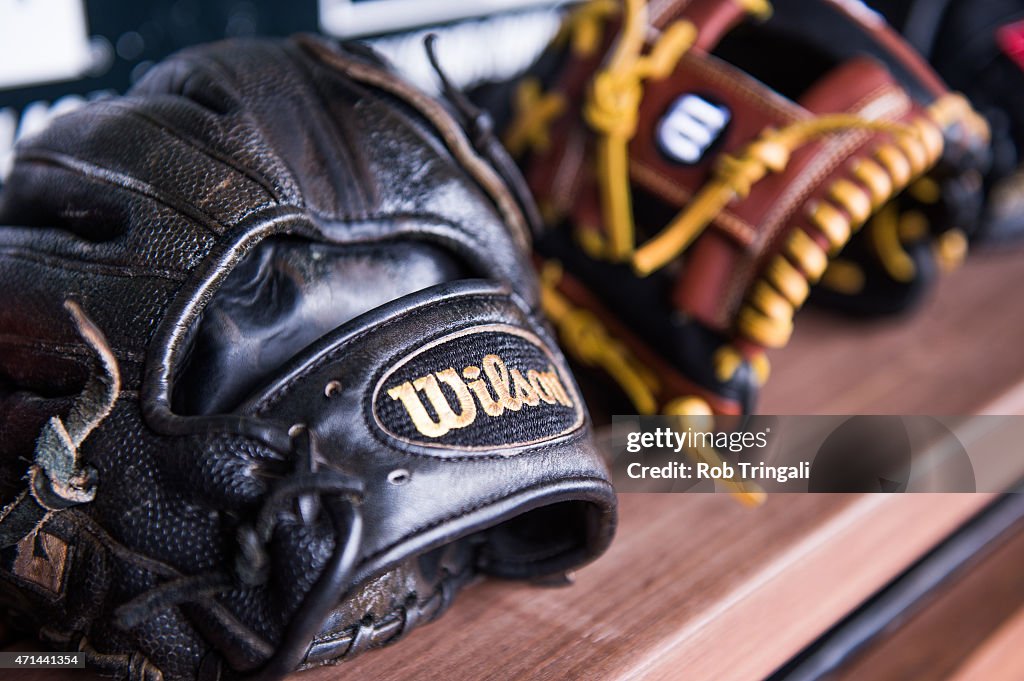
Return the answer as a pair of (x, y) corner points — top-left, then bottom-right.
(0, 35), (616, 680)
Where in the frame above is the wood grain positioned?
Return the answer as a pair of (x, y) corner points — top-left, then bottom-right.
(301, 495), (992, 681)
(949, 604), (1024, 680)
(761, 249), (1024, 415)
(834, 520), (1024, 681)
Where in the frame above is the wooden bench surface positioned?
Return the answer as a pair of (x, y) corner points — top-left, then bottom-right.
(16, 248), (1024, 681)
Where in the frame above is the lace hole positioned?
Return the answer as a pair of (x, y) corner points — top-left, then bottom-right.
(387, 469), (411, 486)
(324, 380), (343, 398)
(288, 423), (305, 438)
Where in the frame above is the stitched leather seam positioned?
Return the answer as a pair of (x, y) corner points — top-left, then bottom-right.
(104, 103), (285, 203)
(15, 149), (225, 236)
(0, 336), (146, 364)
(684, 52), (806, 123)
(0, 247), (186, 281)
(251, 290), (512, 413)
(304, 561), (474, 660)
(628, 161), (758, 245)
(366, 427), (588, 463)
(280, 44), (370, 217)
(297, 37), (532, 252)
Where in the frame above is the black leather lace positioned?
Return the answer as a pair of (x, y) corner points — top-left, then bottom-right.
(114, 426), (365, 679)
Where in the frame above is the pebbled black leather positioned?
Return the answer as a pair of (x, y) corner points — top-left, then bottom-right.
(0, 35), (616, 681)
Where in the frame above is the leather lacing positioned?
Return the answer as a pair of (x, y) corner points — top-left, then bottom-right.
(0, 301), (368, 680)
(513, 0), (961, 410)
(3, 303), (469, 679)
(732, 115), (945, 349)
(300, 559), (471, 669)
(539, 263), (765, 506)
(120, 427), (366, 681)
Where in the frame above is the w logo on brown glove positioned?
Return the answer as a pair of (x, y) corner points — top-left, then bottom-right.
(656, 94), (731, 164)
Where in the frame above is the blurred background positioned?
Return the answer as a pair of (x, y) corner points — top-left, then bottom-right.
(0, 0), (572, 180)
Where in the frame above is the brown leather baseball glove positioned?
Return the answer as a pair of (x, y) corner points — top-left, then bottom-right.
(494, 0), (989, 416)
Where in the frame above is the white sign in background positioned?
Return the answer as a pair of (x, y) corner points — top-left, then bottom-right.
(320, 0), (566, 37)
(0, 0), (96, 90)
(0, 0), (566, 179)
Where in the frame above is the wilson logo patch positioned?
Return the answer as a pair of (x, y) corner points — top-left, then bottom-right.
(656, 94), (731, 165)
(373, 326), (583, 451)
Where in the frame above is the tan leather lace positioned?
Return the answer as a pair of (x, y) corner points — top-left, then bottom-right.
(582, 0), (697, 259)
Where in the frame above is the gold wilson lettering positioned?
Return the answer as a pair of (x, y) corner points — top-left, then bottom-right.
(387, 354), (573, 438)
